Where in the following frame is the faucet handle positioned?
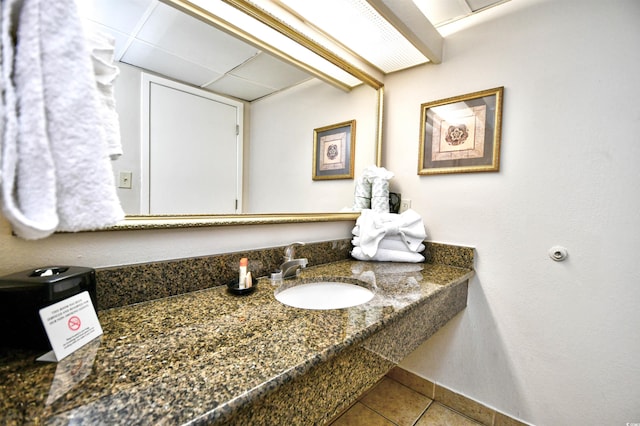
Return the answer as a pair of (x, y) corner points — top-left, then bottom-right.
(284, 242), (305, 261)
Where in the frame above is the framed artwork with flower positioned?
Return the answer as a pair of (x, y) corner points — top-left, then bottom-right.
(418, 87), (504, 175)
(312, 120), (356, 180)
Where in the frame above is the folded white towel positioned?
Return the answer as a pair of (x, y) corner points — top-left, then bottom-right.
(353, 236), (425, 253)
(353, 209), (427, 257)
(0, 0), (124, 239)
(351, 247), (425, 263)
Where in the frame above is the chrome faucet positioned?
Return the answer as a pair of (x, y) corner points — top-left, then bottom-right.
(271, 242), (308, 280)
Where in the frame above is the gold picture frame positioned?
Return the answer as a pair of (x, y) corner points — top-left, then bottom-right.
(418, 87), (504, 175)
(312, 120), (356, 180)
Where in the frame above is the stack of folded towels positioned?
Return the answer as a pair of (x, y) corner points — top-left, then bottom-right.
(351, 209), (427, 263)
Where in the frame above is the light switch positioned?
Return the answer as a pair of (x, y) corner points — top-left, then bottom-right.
(118, 171), (132, 189)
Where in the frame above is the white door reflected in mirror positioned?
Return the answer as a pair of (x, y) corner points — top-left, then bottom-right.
(141, 74), (243, 215)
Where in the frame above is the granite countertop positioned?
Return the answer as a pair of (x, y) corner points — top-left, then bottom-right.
(0, 260), (473, 425)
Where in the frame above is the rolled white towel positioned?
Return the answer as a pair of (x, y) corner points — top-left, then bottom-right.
(371, 176), (389, 213)
(353, 175), (371, 210)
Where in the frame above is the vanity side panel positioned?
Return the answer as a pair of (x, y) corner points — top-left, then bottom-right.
(214, 339), (395, 426)
(363, 279), (469, 363)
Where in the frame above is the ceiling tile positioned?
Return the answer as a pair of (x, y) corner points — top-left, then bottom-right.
(136, 2), (260, 74)
(204, 75), (274, 102)
(121, 40), (223, 87)
(230, 53), (311, 90)
(77, 0), (155, 35)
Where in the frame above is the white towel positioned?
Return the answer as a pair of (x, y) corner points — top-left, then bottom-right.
(353, 209), (427, 257)
(351, 247), (425, 263)
(352, 235), (425, 253)
(353, 175), (371, 210)
(352, 165), (394, 212)
(1, 0), (59, 238)
(88, 30), (123, 160)
(0, 0), (124, 239)
(370, 176), (390, 213)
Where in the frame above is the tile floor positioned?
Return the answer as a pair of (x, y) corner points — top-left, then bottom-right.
(329, 376), (483, 426)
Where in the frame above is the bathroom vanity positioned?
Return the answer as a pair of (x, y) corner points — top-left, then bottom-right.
(0, 248), (473, 424)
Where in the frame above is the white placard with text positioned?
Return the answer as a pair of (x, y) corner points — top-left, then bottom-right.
(37, 291), (103, 362)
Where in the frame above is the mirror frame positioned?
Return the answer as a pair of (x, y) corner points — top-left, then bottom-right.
(109, 0), (384, 231)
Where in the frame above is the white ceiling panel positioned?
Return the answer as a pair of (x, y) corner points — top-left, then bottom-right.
(204, 75), (275, 101)
(76, 0), (155, 35)
(136, 2), (260, 74)
(230, 53), (311, 91)
(121, 40), (223, 87)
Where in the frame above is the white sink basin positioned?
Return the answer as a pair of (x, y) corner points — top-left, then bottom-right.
(275, 281), (374, 310)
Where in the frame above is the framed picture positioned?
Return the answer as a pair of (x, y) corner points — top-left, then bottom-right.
(418, 87), (504, 175)
(312, 120), (356, 180)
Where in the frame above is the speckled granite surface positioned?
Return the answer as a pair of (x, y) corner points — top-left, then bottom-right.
(94, 240), (473, 311)
(0, 255), (473, 425)
(95, 239), (353, 310)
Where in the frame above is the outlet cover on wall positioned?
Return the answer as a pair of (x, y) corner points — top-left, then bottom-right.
(399, 198), (411, 213)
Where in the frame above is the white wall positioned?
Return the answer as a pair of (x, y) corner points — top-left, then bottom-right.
(113, 62), (141, 215)
(389, 0), (640, 424)
(247, 79), (378, 213)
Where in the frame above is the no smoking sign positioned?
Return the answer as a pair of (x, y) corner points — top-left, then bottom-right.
(38, 292), (103, 362)
(68, 315), (81, 331)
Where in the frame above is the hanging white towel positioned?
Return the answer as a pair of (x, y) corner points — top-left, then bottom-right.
(0, 0), (124, 239)
(1, 0), (59, 238)
(88, 30), (123, 160)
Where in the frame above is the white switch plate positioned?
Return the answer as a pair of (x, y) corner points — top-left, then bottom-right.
(399, 198), (411, 213)
(118, 171), (132, 189)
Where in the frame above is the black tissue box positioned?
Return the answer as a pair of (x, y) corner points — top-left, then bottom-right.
(0, 266), (97, 350)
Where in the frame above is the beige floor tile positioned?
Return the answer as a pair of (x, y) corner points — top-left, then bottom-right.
(416, 402), (483, 426)
(331, 402), (396, 426)
(386, 367), (435, 399)
(360, 377), (432, 426)
(434, 385), (494, 425)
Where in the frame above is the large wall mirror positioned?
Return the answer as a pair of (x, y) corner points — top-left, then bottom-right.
(79, 0), (383, 229)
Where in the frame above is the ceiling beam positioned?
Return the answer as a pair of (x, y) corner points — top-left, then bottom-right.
(366, 0), (444, 64)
